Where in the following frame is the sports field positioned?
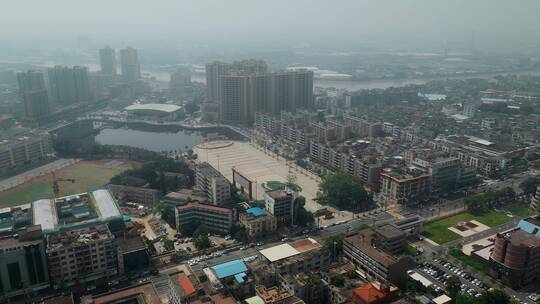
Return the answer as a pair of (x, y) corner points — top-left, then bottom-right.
(422, 211), (512, 244)
(0, 160), (134, 207)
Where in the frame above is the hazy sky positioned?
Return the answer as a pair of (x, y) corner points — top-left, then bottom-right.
(1, 0), (540, 52)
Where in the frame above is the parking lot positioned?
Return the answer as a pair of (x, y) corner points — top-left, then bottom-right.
(417, 259), (488, 298)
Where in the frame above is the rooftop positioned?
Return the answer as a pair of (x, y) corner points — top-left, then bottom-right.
(265, 189), (292, 200)
(352, 283), (399, 304)
(47, 224), (112, 251)
(433, 295), (452, 304)
(178, 275), (196, 297)
(499, 228), (540, 247)
(32, 189), (122, 234)
(0, 203), (31, 233)
(345, 230), (399, 267)
(261, 244), (299, 263)
(125, 103), (182, 113)
(211, 259), (247, 279)
(375, 224), (405, 239)
(116, 236), (147, 254)
(176, 202), (232, 213)
(246, 207), (267, 217)
(82, 282), (160, 304)
(259, 238), (320, 263)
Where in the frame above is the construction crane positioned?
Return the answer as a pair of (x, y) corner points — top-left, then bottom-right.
(51, 172), (75, 198)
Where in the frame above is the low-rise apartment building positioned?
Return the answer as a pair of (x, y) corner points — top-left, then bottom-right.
(195, 162), (231, 206)
(0, 131), (53, 176)
(309, 141), (382, 190)
(343, 229), (408, 287)
(259, 239), (331, 277)
(239, 207), (277, 239)
(264, 190), (296, 226)
(107, 184), (161, 205)
(343, 114), (383, 138)
(175, 202), (235, 234)
(380, 167), (430, 205)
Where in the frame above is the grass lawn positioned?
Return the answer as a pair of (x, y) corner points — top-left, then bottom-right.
(0, 161), (132, 207)
(404, 244), (419, 256)
(422, 211), (512, 244)
(264, 181), (302, 192)
(503, 203), (536, 217)
(449, 248), (489, 273)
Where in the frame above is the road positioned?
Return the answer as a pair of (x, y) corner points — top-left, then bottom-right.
(188, 211), (394, 272)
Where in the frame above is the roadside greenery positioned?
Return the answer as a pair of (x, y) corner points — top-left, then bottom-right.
(519, 176), (540, 195)
(449, 249), (489, 273)
(323, 234), (344, 258)
(192, 225), (212, 249)
(464, 187), (515, 215)
(295, 196), (315, 227)
(316, 172), (374, 212)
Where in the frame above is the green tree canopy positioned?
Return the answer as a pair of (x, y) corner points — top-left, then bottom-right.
(193, 225), (211, 249)
(295, 196), (314, 227)
(519, 177), (540, 195)
(445, 275), (461, 297)
(316, 172), (374, 211)
(324, 234), (344, 258)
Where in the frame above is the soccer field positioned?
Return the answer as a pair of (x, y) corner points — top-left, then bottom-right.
(0, 160), (134, 207)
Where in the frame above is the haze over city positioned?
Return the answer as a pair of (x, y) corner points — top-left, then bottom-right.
(0, 2), (540, 304)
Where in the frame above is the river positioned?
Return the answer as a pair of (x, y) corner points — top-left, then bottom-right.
(40, 61), (540, 91)
(181, 70), (540, 91)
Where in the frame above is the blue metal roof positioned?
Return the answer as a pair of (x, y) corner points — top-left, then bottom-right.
(234, 272), (247, 284)
(212, 259), (247, 279)
(518, 218), (540, 237)
(246, 207), (266, 217)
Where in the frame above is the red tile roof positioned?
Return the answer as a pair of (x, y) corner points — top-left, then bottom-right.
(178, 275), (196, 296)
(353, 283), (398, 304)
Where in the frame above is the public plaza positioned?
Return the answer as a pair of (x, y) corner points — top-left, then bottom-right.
(194, 141), (353, 222)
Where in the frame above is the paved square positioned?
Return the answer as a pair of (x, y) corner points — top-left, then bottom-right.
(194, 141), (352, 222)
(448, 220), (489, 237)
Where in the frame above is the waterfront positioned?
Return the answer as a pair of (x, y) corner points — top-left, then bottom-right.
(95, 128), (204, 152)
(93, 123), (244, 152)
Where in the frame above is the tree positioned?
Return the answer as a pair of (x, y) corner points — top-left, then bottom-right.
(193, 234), (211, 249)
(480, 289), (510, 304)
(184, 102), (200, 114)
(192, 224), (212, 249)
(324, 234), (344, 258)
(193, 225), (208, 238)
(330, 276), (345, 287)
(445, 275), (461, 297)
(316, 172), (374, 212)
(154, 203), (176, 228)
(231, 225), (248, 243)
(295, 196), (314, 227)
(163, 239), (175, 251)
(519, 177), (540, 195)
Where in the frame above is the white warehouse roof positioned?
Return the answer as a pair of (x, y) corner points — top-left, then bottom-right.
(91, 189), (121, 219)
(32, 199), (56, 232)
(259, 243), (300, 262)
(125, 103), (182, 113)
